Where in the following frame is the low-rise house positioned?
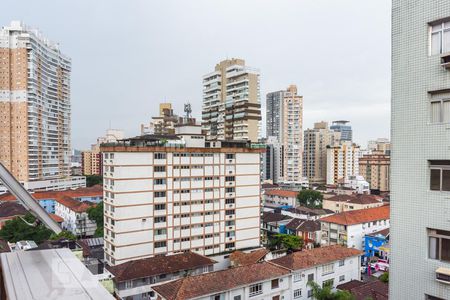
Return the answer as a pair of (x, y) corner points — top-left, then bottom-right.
(270, 245), (363, 298)
(281, 206), (334, 221)
(323, 194), (384, 213)
(107, 252), (216, 300)
(364, 228), (390, 264)
(153, 261), (291, 300)
(55, 196), (97, 237)
(263, 189), (298, 207)
(230, 248), (269, 267)
(0, 202), (27, 228)
(285, 219), (321, 249)
(337, 279), (389, 300)
(320, 205), (390, 250)
(261, 212), (292, 244)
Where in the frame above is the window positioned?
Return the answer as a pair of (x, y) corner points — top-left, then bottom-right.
(226, 187), (235, 193)
(154, 216), (166, 223)
(307, 273), (314, 282)
(339, 259), (345, 266)
(430, 20), (450, 55)
(154, 241), (167, 248)
(322, 279), (334, 288)
(294, 289), (302, 299)
(430, 100), (450, 123)
(155, 204), (166, 210)
(233, 296), (241, 300)
(225, 209), (235, 215)
(154, 191), (166, 198)
(308, 289), (313, 298)
(293, 273), (302, 282)
(155, 229), (167, 235)
(322, 263), (334, 275)
(210, 294), (224, 300)
(225, 242), (235, 249)
(339, 275), (345, 282)
(225, 176), (235, 182)
(271, 279), (279, 289)
(154, 166), (166, 172)
(225, 220), (235, 226)
(428, 228), (450, 262)
(155, 178), (166, 185)
(226, 154), (235, 159)
(225, 198), (235, 204)
(249, 283), (262, 297)
(430, 161), (450, 191)
(154, 153), (166, 159)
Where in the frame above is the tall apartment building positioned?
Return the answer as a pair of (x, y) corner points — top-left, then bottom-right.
(0, 21), (82, 191)
(266, 85), (303, 182)
(326, 141), (360, 185)
(101, 125), (262, 266)
(141, 103), (196, 135)
(359, 153), (390, 192)
(367, 138), (391, 155)
(391, 2), (450, 299)
(303, 122), (340, 184)
(330, 120), (352, 141)
(261, 136), (283, 184)
(202, 59), (261, 142)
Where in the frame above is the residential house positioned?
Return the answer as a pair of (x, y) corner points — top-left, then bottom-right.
(0, 202), (27, 228)
(107, 252), (216, 300)
(261, 212), (292, 244)
(230, 249), (269, 267)
(55, 196), (97, 237)
(364, 228), (390, 263)
(263, 189), (298, 207)
(281, 206), (334, 221)
(320, 205), (390, 250)
(337, 280), (389, 300)
(323, 194), (384, 213)
(285, 219), (321, 249)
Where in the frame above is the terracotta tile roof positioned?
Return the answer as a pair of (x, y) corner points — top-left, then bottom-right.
(261, 183), (278, 189)
(286, 206), (334, 216)
(49, 214), (64, 223)
(55, 196), (95, 213)
(320, 205), (390, 225)
(326, 194), (383, 205)
(337, 279), (388, 300)
(265, 189), (298, 198)
(107, 252), (216, 282)
(229, 249), (269, 267)
(368, 228), (390, 237)
(153, 262), (290, 300)
(286, 219), (321, 232)
(0, 202), (27, 218)
(270, 245), (362, 271)
(261, 212), (291, 223)
(0, 186), (103, 202)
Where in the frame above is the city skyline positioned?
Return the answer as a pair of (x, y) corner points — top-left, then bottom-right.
(1, 0), (391, 149)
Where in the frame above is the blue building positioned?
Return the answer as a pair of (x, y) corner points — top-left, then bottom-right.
(364, 228), (390, 260)
(38, 199), (56, 214)
(330, 120), (352, 141)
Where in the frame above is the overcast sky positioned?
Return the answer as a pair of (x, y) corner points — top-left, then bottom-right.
(2, 0), (391, 149)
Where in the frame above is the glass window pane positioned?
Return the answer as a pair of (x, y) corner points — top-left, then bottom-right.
(429, 237), (439, 259)
(441, 238), (450, 262)
(443, 100), (450, 123)
(442, 170), (450, 191)
(431, 101), (441, 123)
(445, 21), (450, 29)
(431, 32), (441, 55)
(432, 24), (443, 32)
(430, 169), (441, 191)
(444, 30), (450, 53)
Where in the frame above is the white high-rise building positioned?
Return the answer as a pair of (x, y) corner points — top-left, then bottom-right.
(101, 125), (262, 266)
(391, 1), (450, 299)
(266, 85), (303, 183)
(326, 141), (360, 185)
(262, 136), (283, 184)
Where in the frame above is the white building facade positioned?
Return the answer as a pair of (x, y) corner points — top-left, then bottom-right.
(326, 141), (360, 185)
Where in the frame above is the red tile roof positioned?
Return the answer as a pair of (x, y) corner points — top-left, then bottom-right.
(326, 194), (383, 205)
(107, 252), (216, 282)
(270, 245), (362, 271)
(153, 262), (290, 300)
(0, 202), (27, 218)
(229, 249), (269, 267)
(337, 279), (388, 300)
(265, 189), (298, 198)
(0, 185), (103, 202)
(49, 214), (64, 223)
(320, 205), (390, 225)
(55, 196), (95, 213)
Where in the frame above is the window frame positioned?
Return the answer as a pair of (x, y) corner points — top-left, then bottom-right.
(293, 288), (302, 299)
(429, 161), (450, 192)
(430, 20), (450, 55)
(249, 283), (263, 297)
(430, 99), (450, 124)
(428, 228), (450, 263)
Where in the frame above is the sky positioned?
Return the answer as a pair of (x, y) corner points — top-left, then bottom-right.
(2, 0), (391, 149)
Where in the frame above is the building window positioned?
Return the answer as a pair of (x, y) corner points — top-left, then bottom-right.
(154, 166), (166, 172)
(225, 242), (235, 249)
(154, 241), (167, 248)
(322, 263), (334, 275)
(225, 187), (235, 193)
(226, 154), (235, 159)
(430, 20), (450, 55)
(294, 289), (302, 299)
(233, 296), (241, 300)
(249, 283), (262, 297)
(154, 153), (166, 159)
(154, 191), (166, 198)
(225, 209), (235, 215)
(271, 279), (279, 289)
(225, 176), (235, 182)
(155, 229), (167, 236)
(322, 279), (334, 289)
(307, 273), (314, 282)
(210, 294), (224, 300)
(339, 259), (345, 266)
(293, 272), (302, 282)
(428, 228), (450, 262)
(155, 204), (166, 210)
(339, 275), (345, 282)
(430, 161), (450, 191)
(154, 216), (166, 223)
(225, 198), (235, 204)
(155, 178), (166, 185)
(308, 289), (313, 298)
(430, 99), (450, 123)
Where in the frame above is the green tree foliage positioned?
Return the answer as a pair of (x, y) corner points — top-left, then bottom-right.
(270, 234), (303, 250)
(297, 189), (324, 208)
(87, 202), (104, 237)
(0, 213), (53, 244)
(379, 272), (389, 283)
(85, 175), (103, 187)
(49, 230), (76, 241)
(308, 281), (355, 300)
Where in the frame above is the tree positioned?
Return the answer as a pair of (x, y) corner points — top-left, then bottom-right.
(49, 230), (76, 241)
(87, 202), (103, 237)
(297, 189), (324, 208)
(0, 213), (53, 244)
(85, 175), (103, 187)
(270, 234), (303, 250)
(307, 281), (355, 300)
(379, 272), (389, 283)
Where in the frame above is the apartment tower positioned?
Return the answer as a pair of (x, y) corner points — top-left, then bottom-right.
(326, 141), (360, 185)
(202, 59), (261, 142)
(0, 21), (75, 188)
(101, 125), (262, 266)
(330, 120), (352, 141)
(303, 122), (340, 184)
(266, 85), (303, 182)
(391, 1), (450, 299)
(359, 153), (390, 192)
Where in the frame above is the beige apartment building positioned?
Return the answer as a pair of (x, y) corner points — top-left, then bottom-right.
(202, 59), (261, 142)
(326, 141), (360, 185)
(0, 21), (83, 191)
(359, 152), (390, 192)
(303, 122), (340, 184)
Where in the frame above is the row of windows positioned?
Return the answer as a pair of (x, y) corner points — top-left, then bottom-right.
(173, 233), (220, 243)
(174, 211), (220, 218)
(174, 199), (220, 206)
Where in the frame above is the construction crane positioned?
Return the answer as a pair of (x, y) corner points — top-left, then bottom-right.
(0, 162), (62, 234)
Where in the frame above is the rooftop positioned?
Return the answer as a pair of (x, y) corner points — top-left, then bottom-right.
(270, 245), (362, 271)
(320, 205), (390, 225)
(261, 211), (291, 223)
(0, 185), (103, 202)
(285, 205), (334, 216)
(107, 251), (216, 282)
(55, 196), (95, 213)
(265, 189), (298, 198)
(0, 202), (27, 218)
(367, 228), (390, 237)
(152, 262), (289, 300)
(325, 194), (383, 205)
(286, 219), (321, 232)
(229, 249), (269, 267)
(337, 279), (388, 300)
